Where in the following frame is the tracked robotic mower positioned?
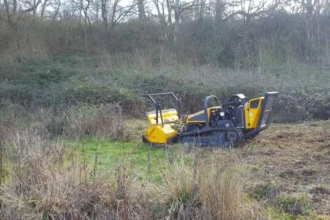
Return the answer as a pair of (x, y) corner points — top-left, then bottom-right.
(142, 92), (278, 147)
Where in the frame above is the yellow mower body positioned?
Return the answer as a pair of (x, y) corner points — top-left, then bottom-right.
(143, 124), (177, 144)
(245, 97), (264, 129)
(142, 92), (278, 147)
(143, 109), (179, 144)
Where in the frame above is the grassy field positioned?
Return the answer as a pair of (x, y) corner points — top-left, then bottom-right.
(69, 138), (183, 183)
(1, 54), (330, 219)
(66, 120), (330, 219)
(2, 8), (330, 218)
(1, 114), (330, 219)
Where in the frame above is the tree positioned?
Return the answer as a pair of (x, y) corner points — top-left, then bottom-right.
(40, 0), (50, 19)
(101, 0), (135, 28)
(153, 0), (172, 39)
(153, 0), (200, 42)
(137, 0), (146, 20)
(3, 0), (41, 26)
(295, 0), (324, 47)
(172, 0), (199, 42)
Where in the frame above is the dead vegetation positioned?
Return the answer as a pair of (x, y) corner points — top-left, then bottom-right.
(1, 114), (330, 219)
(240, 121), (330, 217)
(0, 123), (261, 220)
(0, 126), (156, 220)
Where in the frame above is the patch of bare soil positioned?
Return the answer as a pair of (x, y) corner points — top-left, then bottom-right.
(240, 120), (330, 216)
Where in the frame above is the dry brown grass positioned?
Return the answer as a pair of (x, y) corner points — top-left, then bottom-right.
(0, 122), (263, 220)
(127, 118), (330, 218)
(157, 150), (263, 220)
(198, 153), (263, 220)
(240, 121), (330, 217)
(0, 126), (157, 220)
(198, 158), (246, 219)
(5, 112), (330, 219)
(0, 98), (129, 140)
(63, 103), (128, 140)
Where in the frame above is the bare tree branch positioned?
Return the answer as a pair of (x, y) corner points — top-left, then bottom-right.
(112, 3), (135, 26)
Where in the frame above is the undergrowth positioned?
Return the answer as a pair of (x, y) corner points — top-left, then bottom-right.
(1, 53), (330, 123)
(0, 105), (327, 219)
(0, 102), (128, 140)
(0, 124), (263, 220)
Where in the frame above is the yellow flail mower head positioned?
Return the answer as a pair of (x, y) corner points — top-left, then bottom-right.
(142, 92), (278, 147)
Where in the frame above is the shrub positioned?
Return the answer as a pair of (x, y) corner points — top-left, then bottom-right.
(0, 83), (38, 108)
(274, 94), (311, 122)
(275, 193), (311, 216)
(62, 103), (128, 140)
(274, 91), (330, 122)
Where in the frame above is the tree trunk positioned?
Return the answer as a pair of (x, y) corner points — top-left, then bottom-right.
(40, 0), (48, 19)
(96, 0), (99, 21)
(173, 0), (180, 43)
(215, 0), (224, 22)
(138, 0), (146, 21)
(101, 0), (108, 27)
(3, 0), (12, 24)
(200, 0), (205, 20)
(0, 128), (3, 209)
(110, 0), (119, 27)
(33, 0), (37, 16)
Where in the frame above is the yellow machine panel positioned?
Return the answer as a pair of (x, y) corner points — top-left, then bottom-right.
(245, 97), (264, 129)
(147, 109), (179, 124)
(186, 107), (221, 124)
(144, 108), (179, 144)
(143, 124), (178, 144)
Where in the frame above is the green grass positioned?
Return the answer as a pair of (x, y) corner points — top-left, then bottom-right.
(69, 138), (184, 183)
(262, 207), (298, 220)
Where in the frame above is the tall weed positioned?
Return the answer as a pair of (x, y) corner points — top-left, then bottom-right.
(0, 126), (155, 219)
(159, 150), (262, 219)
(62, 103), (127, 139)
